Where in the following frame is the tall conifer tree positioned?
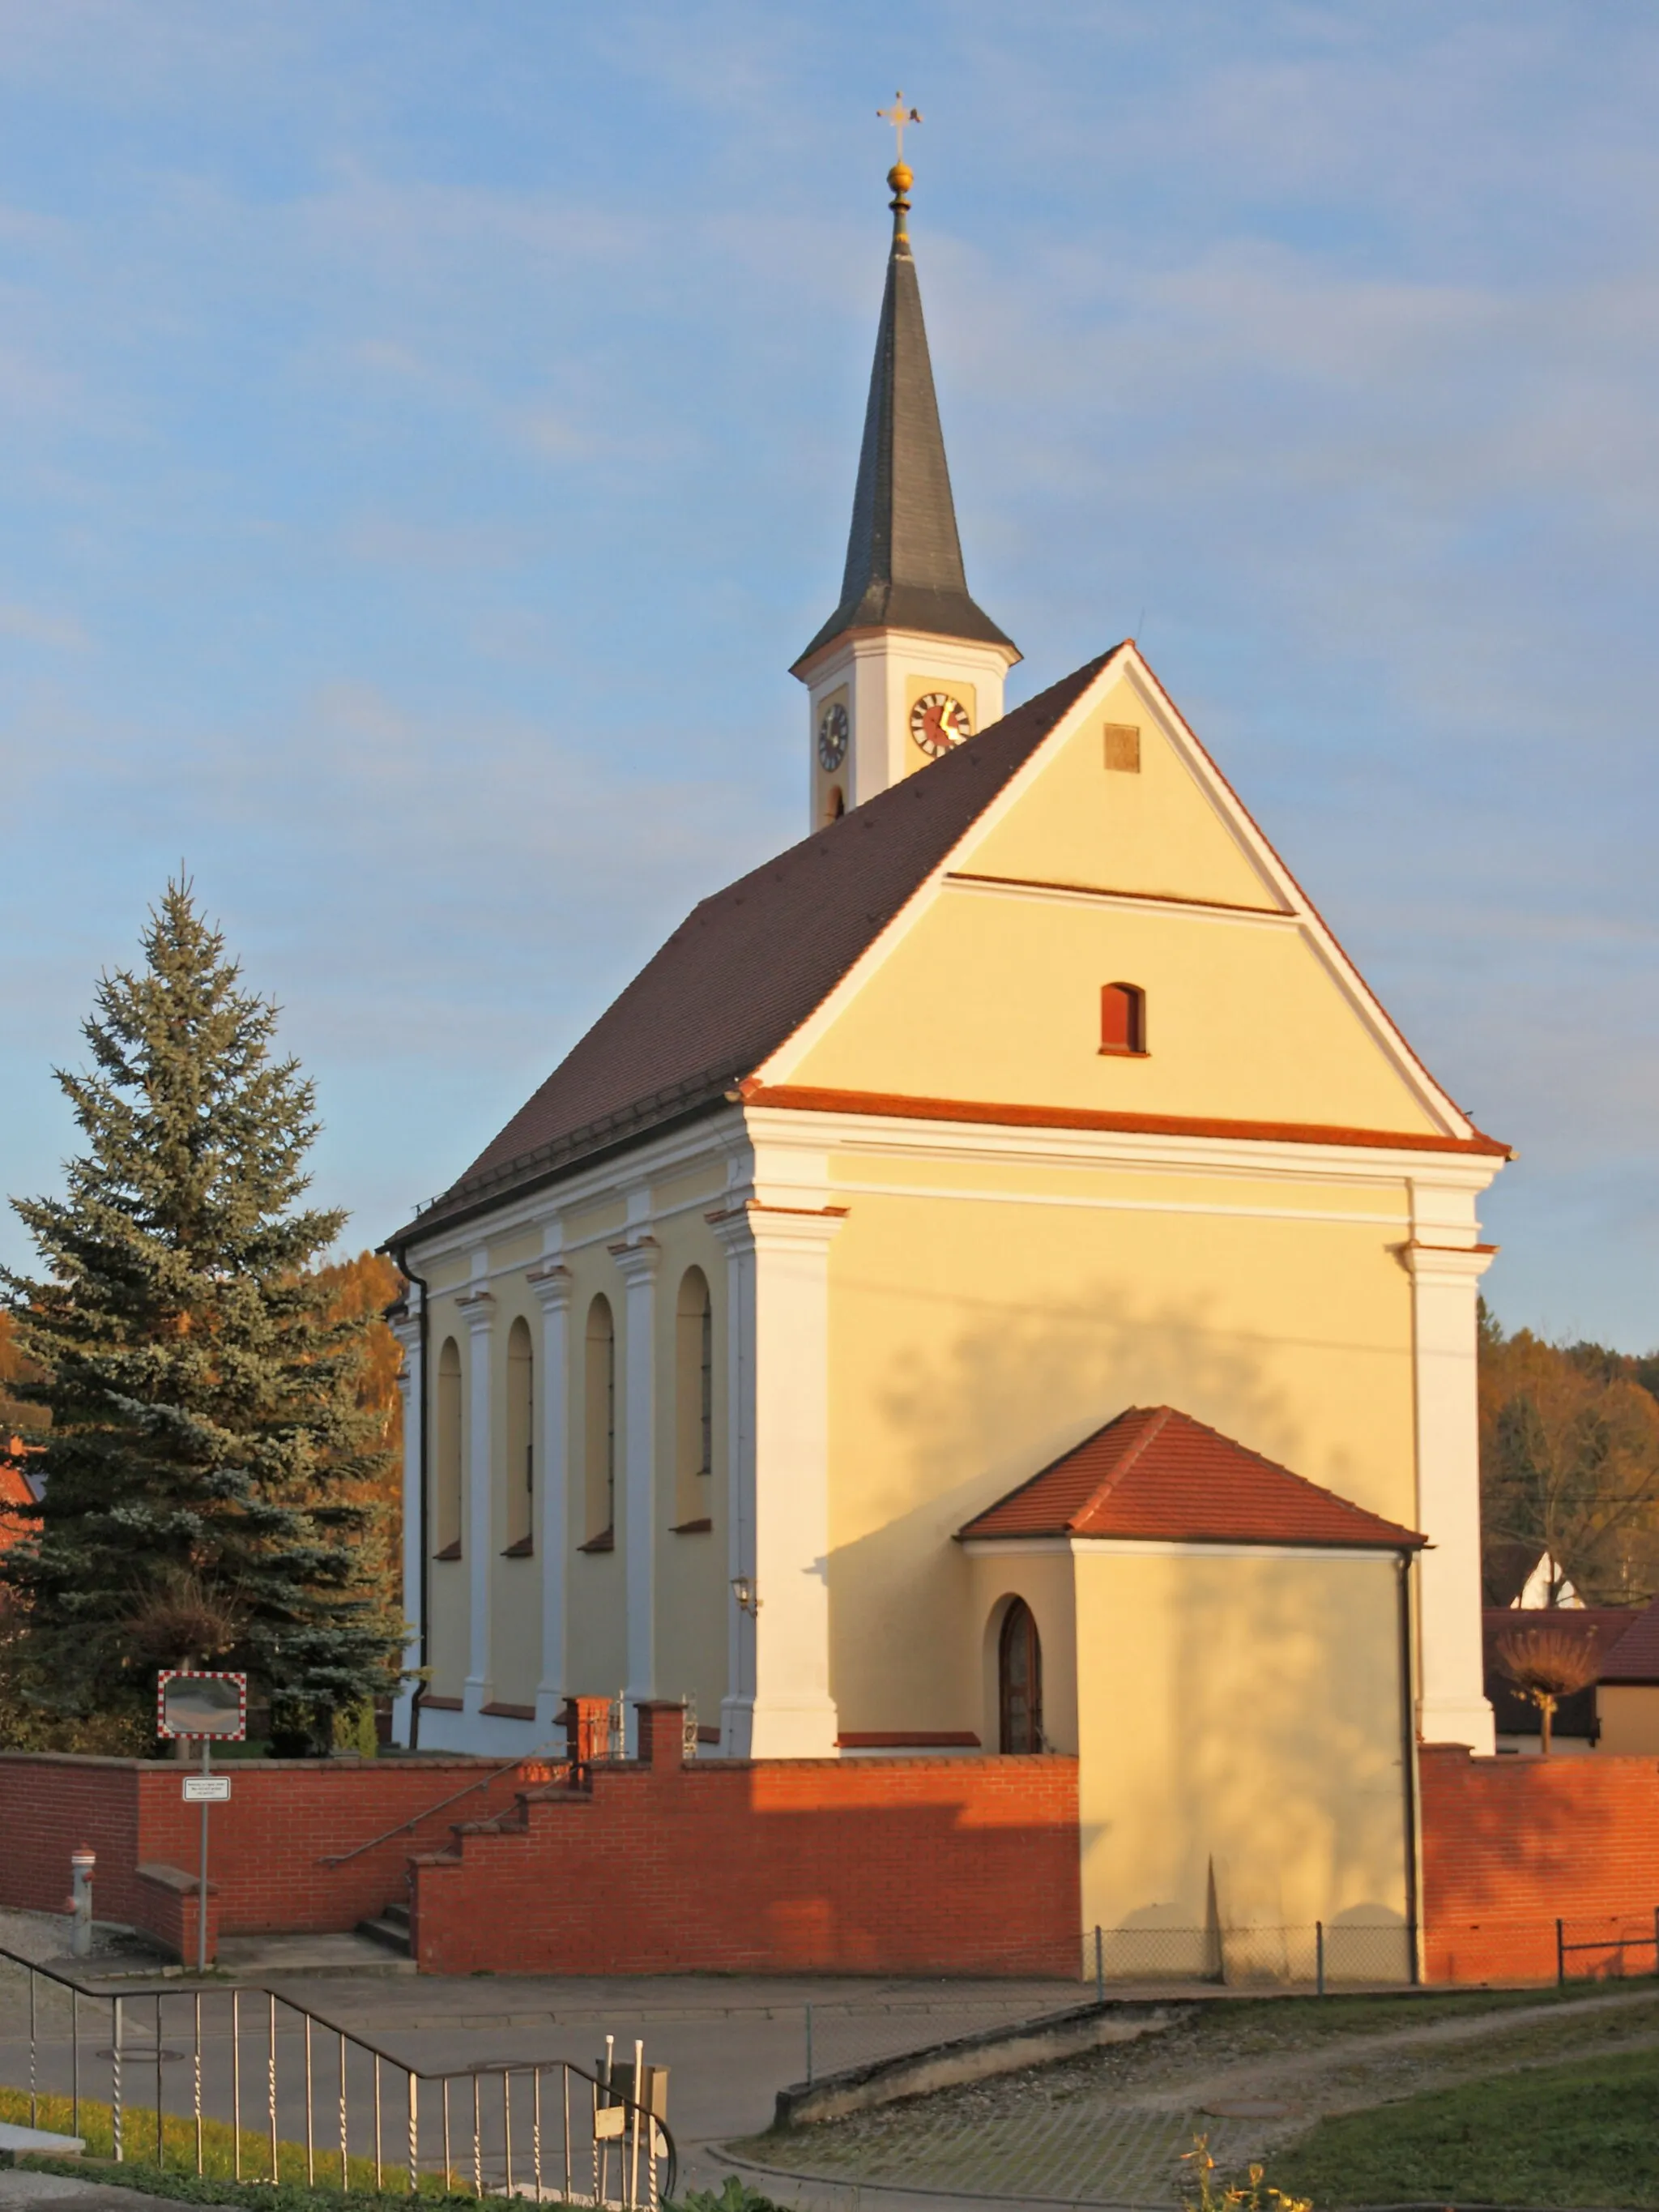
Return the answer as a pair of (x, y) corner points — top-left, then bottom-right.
(2, 881), (402, 1745)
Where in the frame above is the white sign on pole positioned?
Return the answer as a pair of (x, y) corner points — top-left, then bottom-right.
(182, 1774), (231, 1804)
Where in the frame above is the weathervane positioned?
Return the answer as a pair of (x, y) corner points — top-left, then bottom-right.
(877, 92), (922, 165)
(878, 92), (922, 231)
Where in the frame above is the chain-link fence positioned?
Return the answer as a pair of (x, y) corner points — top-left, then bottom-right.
(1090, 1919), (1416, 1992)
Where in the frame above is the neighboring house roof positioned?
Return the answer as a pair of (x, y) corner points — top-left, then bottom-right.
(390, 651), (1114, 1243)
(1601, 1592), (1659, 1685)
(1482, 1540), (1580, 1609)
(957, 1405), (1424, 1551)
(792, 185), (1016, 672)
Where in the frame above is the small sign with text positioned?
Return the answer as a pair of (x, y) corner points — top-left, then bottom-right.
(182, 1774), (231, 1803)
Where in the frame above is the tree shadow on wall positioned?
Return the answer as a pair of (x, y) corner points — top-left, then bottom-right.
(828, 1275), (1301, 1715)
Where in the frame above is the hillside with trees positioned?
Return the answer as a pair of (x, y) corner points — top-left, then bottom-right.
(1480, 1302), (1659, 1607)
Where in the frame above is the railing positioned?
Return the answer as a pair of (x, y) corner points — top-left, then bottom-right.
(1086, 1919), (1418, 1991)
(317, 1745), (565, 1868)
(1557, 1911), (1659, 1985)
(0, 1947), (675, 2207)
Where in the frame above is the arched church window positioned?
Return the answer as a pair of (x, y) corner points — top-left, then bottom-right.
(504, 1316), (534, 1556)
(582, 1295), (616, 1549)
(823, 785), (846, 824)
(434, 1337), (463, 1560)
(1099, 981), (1146, 1057)
(999, 1599), (1043, 1754)
(672, 1268), (714, 1531)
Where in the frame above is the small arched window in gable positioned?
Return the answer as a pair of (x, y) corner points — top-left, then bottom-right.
(503, 1316), (534, 1557)
(1099, 981), (1147, 1057)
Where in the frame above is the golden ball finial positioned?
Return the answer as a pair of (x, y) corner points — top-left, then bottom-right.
(888, 160), (913, 194)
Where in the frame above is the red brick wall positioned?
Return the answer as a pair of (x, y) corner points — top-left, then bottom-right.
(1420, 1743), (1659, 1982)
(411, 1704), (1081, 1978)
(0, 1751), (550, 1959)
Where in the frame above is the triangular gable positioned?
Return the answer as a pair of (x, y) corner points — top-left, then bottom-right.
(389, 656), (1113, 1241)
(959, 1404), (1423, 1550)
(754, 643), (1483, 1145)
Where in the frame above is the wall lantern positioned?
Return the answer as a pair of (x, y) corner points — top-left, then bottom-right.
(731, 1575), (761, 1617)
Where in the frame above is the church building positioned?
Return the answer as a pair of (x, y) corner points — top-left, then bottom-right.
(387, 152), (1508, 1962)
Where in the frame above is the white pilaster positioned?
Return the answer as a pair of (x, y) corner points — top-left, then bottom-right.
(528, 1257), (574, 1732)
(609, 1232), (662, 1749)
(457, 1283), (496, 1718)
(388, 1300), (422, 1747)
(1405, 1210), (1496, 1754)
(709, 1189), (847, 1759)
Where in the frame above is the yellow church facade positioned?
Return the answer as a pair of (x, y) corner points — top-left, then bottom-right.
(388, 160), (1506, 1963)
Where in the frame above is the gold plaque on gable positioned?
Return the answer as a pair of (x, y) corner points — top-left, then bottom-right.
(1103, 723), (1141, 773)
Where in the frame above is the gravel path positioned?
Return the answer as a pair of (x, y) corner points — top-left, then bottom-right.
(734, 1986), (1659, 2207)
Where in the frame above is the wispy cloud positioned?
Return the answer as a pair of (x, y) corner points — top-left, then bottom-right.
(0, 1), (1655, 1343)
(0, 600), (88, 650)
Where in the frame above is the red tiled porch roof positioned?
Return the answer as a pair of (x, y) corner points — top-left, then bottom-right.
(958, 1405), (1423, 1551)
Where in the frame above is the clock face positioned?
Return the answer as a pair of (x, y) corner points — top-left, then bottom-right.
(911, 690), (972, 758)
(817, 700), (849, 772)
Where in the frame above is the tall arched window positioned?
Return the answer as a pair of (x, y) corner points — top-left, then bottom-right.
(1099, 981), (1147, 1057)
(434, 1336), (463, 1560)
(582, 1295), (616, 1549)
(999, 1599), (1043, 1753)
(504, 1316), (534, 1556)
(673, 1267), (714, 1531)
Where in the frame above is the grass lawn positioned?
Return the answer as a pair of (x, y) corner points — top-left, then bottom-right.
(1273, 2043), (1659, 2208)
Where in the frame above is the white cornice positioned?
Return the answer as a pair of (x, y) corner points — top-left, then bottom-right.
(1401, 1241), (1498, 1282)
(397, 1105), (748, 1274)
(740, 1103), (1503, 1199)
(962, 1535), (1408, 1561)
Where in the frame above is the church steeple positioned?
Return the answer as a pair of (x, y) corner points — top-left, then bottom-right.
(795, 160), (1016, 668)
(793, 127), (1020, 830)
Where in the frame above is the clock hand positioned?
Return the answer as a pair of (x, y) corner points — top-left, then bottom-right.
(923, 702), (946, 749)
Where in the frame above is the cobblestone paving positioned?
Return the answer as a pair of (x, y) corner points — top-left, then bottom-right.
(734, 1986), (1659, 2207)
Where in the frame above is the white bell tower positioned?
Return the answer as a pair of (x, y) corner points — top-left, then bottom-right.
(791, 149), (1018, 829)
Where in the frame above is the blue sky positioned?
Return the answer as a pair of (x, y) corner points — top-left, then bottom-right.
(2, 2), (1657, 1346)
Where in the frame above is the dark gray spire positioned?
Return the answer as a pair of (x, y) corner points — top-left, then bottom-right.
(793, 166), (1017, 672)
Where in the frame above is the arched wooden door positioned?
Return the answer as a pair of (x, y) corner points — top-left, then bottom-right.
(999, 1599), (1043, 1753)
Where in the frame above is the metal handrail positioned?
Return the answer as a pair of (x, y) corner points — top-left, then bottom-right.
(0, 1942), (676, 2206)
(317, 1742), (567, 1868)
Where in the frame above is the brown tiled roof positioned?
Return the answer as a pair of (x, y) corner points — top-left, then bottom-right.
(958, 1405), (1422, 1550)
(1601, 1593), (1659, 1684)
(390, 651), (1118, 1243)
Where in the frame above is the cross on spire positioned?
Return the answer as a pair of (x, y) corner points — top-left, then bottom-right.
(877, 92), (921, 165)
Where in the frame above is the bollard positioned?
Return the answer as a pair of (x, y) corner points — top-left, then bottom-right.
(70, 1846), (96, 1958)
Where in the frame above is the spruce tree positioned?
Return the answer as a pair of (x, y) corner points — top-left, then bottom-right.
(2, 880), (403, 1749)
